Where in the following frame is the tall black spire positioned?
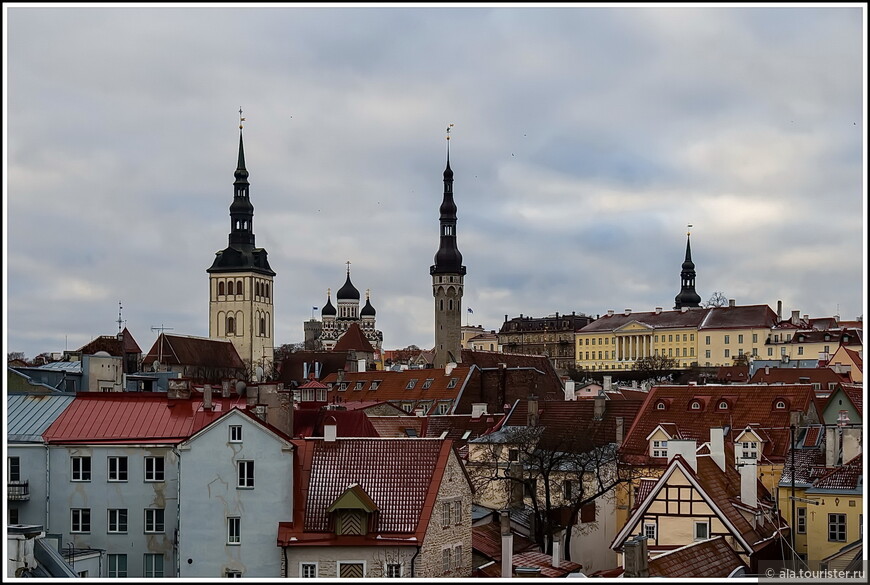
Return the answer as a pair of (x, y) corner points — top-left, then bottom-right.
(430, 125), (465, 276)
(674, 227), (701, 310)
(207, 111), (274, 276)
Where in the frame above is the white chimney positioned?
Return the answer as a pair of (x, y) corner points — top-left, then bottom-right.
(203, 384), (213, 410)
(551, 532), (562, 568)
(500, 510), (513, 578)
(615, 417), (624, 446)
(655, 307), (662, 314)
(607, 310), (615, 317)
(709, 427), (725, 472)
(324, 416), (337, 442)
(593, 394), (605, 420)
(825, 426), (841, 467)
(221, 379), (231, 398)
(357, 358), (366, 372)
(624, 308), (632, 316)
(681, 306), (688, 313)
(791, 310), (800, 325)
(471, 403), (489, 418)
(667, 439), (697, 471)
(603, 375), (613, 392)
(445, 363), (455, 376)
(622, 534), (649, 578)
(841, 428), (861, 463)
(740, 461), (758, 509)
(564, 380), (576, 401)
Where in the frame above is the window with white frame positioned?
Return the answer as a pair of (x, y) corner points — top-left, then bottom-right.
(71, 456), (91, 481)
(422, 378), (434, 389)
(406, 379), (418, 389)
(385, 563), (401, 578)
(144, 553), (164, 578)
(442, 547), (452, 573)
(317, 388), (327, 401)
(144, 508), (164, 533)
(828, 514), (846, 542)
(229, 425), (242, 442)
(651, 440), (668, 458)
(227, 517), (241, 544)
(107, 508), (127, 533)
(694, 521), (709, 541)
(225, 570), (242, 578)
(797, 507), (806, 534)
(354, 382), (364, 391)
(453, 545), (463, 570)
(144, 456), (164, 482)
(71, 508), (90, 533)
(447, 378), (458, 389)
(740, 441), (758, 460)
(437, 402), (451, 415)
(238, 460), (254, 488)
(300, 563), (318, 578)
(453, 500), (462, 524)
(108, 456), (127, 482)
(441, 501), (452, 527)
(370, 381), (380, 391)
(107, 554), (127, 578)
(643, 522), (656, 542)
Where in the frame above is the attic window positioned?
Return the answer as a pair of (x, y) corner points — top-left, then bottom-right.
(718, 401), (729, 410)
(655, 401), (666, 410)
(690, 401), (702, 410)
(354, 382), (364, 391)
(405, 428), (418, 437)
(339, 382), (348, 392)
(406, 379), (418, 390)
(422, 378), (434, 389)
(370, 381), (380, 390)
(447, 378), (458, 389)
(774, 400), (786, 410)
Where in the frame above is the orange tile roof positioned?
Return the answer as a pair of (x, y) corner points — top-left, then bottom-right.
(321, 366), (474, 408)
(333, 322), (376, 353)
(648, 536), (747, 577)
(808, 455), (863, 491)
(620, 384), (817, 465)
(278, 438), (457, 546)
(511, 552), (582, 577)
(472, 519), (538, 562)
(748, 367), (850, 385)
(42, 392), (250, 444)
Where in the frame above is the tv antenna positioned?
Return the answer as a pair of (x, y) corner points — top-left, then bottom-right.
(151, 325), (174, 368)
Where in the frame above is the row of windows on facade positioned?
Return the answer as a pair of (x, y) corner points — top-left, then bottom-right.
(578, 333), (824, 347)
(216, 279), (271, 299)
(68, 508), (245, 542)
(65, 452), (253, 486)
(649, 440), (759, 460)
(652, 397), (790, 414)
(331, 377), (459, 392)
(105, 553), (165, 578)
(298, 553), (461, 579)
(224, 314), (270, 336)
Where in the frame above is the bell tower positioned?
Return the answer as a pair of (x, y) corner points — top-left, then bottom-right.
(207, 111), (276, 377)
(674, 225), (702, 310)
(431, 125), (466, 368)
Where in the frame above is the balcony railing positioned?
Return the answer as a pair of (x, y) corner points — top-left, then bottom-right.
(8, 480), (29, 500)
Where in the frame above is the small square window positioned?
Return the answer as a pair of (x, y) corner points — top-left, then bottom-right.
(108, 456), (128, 482)
(229, 425), (242, 442)
(301, 563), (318, 578)
(694, 521), (709, 541)
(145, 508), (165, 533)
(71, 456), (91, 482)
(144, 456), (165, 482)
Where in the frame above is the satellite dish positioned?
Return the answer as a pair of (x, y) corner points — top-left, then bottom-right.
(236, 381), (247, 396)
(255, 366), (264, 381)
(152, 361), (161, 372)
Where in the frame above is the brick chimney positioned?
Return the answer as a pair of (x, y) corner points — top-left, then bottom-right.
(202, 384), (213, 410)
(500, 510), (513, 578)
(623, 534), (649, 578)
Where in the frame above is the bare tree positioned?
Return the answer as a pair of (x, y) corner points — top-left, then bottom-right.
(467, 423), (642, 561)
(703, 291), (729, 308)
(632, 354), (678, 382)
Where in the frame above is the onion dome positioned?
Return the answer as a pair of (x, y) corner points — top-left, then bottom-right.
(321, 289), (336, 317)
(361, 290), (376, 317)
(337, 268), (360, 301)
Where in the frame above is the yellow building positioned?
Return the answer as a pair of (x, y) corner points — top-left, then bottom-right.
(803, 455), (863, 570)
(575, 304), (779, 372)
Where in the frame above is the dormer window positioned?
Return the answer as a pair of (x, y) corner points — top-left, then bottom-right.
(740, 441), (758, 460)
(447, 378), (458, 389)
(718, 401), (729, 410)
(370, 381), (380, 390)
(651, 440), (668, 458)
(655, 401), (666, 411)
(422, 378), (434, 390)
(774, 400), (786, 410)
(354, 382), (364, 391)
(406, 379), (418, 390)
(339, 382), (348, 392)
(690, 401), (702, 410)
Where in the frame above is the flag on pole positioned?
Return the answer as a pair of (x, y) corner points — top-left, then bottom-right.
(467, 307), (474, 314)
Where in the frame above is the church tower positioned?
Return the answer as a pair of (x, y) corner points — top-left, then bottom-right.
(431, 126), (466, 368)
(673, 227), (701, 310)
(207, 113), (276, 376)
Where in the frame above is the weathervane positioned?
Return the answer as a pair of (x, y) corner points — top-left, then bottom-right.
(687, 223), (693, 236)
(239, 107), (246, 130)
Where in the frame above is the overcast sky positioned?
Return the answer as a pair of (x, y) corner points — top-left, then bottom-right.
(4, 3), (866, 360)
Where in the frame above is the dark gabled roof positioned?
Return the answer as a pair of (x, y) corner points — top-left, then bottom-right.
(713, 365), (750, 383)
(579, 309), (708, 333)
(333, 322), (376, 353)
(321, 367), (473, 407)
(77, 328), (142, 356)
(808, 455), (863, 492)
(277, 351), (354, 385)
(698, 304), (778, 330)
(292, 408), (379, 439)
(278, 438), (457, 545)
(473, 518), (538, 562)
(620, 384), (817, 465)
(141, 334), (244, 369)
(748, 367), (850, 385)
(648, 536), (747, 578)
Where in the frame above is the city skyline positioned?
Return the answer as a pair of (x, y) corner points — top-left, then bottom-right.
(4, 4), (866, 360)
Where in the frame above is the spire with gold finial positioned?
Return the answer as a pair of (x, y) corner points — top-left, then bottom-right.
(239, 106), (246, 130)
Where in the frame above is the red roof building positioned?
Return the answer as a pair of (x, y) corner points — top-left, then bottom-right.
(647, 536), (748, 577)
(277, 437), (473, 578)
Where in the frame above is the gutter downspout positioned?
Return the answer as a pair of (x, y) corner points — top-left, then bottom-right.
(283, 547), (288, 577)
(173, 446), (182, 577)
(45, 444), (51, 530)
(410, 545), (422, 577)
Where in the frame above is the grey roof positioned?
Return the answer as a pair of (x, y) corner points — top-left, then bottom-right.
(33, 361), (82, 373)
(6, 393), (76, 442)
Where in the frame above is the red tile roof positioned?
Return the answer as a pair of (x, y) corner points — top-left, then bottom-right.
(278, 438), (458, 546)
(365, 415), (426, 438)
(321, 367), (473, 410)
(511, 552), (582, 577)
(840, 384), (863, 413)
(333, 322), (376, 353)
(77, 328), (142, 355)
(620, 384), (818, 465)
(472, 519), (538, 562)
(713, 365), (750, 383)
(648, 536), (747, 578)
(809, 455), (863, 491)
(42, 392), (249, 444)
(142, 333), (244, 369)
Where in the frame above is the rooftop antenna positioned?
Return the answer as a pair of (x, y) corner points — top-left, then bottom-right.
(150, 324), (174, 369)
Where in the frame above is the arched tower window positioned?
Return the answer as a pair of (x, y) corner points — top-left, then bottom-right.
(237, 280), (243, 295)
(219, 281), (225, 296)
(227, 281), (234, 295)
(260, 317), (266, 336)
(265, 283), (270, 299)
(227, 316), (236, 335)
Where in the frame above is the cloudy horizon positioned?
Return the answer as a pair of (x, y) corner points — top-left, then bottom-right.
(4, 3), (866, 361)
